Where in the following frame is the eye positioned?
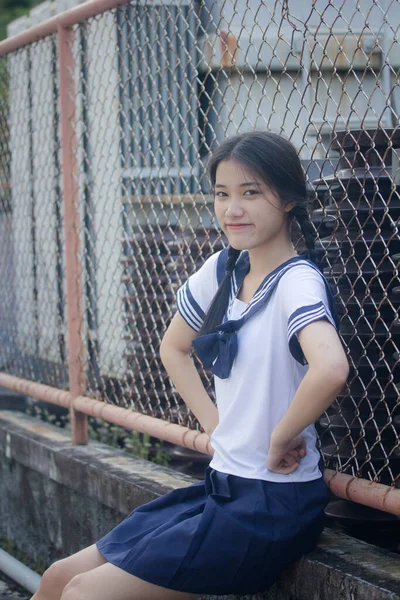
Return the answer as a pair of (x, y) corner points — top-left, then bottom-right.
(243, 189), (260, 196)
(214, 191), (228, 197)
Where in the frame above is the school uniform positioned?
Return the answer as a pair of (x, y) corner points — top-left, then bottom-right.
(96, 249), (339, 595)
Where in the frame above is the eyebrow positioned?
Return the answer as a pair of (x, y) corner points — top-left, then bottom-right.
(214, 182), (261, 188)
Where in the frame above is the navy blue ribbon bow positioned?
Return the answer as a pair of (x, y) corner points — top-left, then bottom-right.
(191, 321), (239, 380)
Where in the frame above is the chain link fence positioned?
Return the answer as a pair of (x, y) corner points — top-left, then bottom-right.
(0, 0), (399, 489)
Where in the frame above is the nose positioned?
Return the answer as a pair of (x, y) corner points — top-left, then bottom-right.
(225, 196), (245, 218)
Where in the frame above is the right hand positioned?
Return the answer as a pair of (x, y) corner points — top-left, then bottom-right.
(266, 434), (307, 474)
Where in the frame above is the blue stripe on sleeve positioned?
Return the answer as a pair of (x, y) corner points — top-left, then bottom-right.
(287, 301), (336, 364)
(176, 281), (205, 332)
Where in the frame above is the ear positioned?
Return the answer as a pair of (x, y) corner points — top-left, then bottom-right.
(284, 201), (296, 213)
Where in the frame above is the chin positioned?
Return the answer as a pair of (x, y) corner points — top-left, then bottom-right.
(227, 241), (248, 251)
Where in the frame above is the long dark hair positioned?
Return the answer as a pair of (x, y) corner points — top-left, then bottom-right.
(198, 130), (319, 336)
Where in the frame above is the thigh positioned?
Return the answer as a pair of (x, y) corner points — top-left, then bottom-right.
(49, 544), (107, 588)
(61, 562), (200, 600)
(59, 543), (107, 576)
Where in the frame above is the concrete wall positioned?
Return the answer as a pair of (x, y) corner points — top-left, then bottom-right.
(0, 409), (399, 600)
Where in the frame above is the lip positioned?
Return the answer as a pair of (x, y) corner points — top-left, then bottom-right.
(226, 224), (251, 229)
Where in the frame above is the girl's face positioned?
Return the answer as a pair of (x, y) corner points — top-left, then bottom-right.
(213, 159), (294, 252)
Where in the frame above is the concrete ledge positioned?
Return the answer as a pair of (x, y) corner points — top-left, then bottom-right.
(0, 410), (399, 600)
(0, 410), (197, 515)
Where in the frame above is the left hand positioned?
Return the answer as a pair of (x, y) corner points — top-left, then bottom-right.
(266, 434), (307, 474)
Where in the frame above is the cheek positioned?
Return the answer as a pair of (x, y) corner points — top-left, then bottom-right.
(214, 202), (225, 223)
(255, 211), (282, 232)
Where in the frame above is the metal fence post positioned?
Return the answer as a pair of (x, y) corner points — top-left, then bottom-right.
(58, 23), (87, 444)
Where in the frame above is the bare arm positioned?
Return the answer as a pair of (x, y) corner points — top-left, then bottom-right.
(267, 319), (349, 473)
(159, 312), (219, 437)
(271, 319), (349, 446)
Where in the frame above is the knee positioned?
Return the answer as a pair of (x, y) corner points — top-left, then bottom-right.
(43, 559), (68, 583)
(38, 560), (70, 597)
(60, 574), (89, 600)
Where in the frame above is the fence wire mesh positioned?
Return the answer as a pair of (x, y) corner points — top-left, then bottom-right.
(0, 0), (399, 487)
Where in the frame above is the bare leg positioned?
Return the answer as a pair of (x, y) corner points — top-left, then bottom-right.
(31, 544), (107, 600)
(60, 562), (201, 600)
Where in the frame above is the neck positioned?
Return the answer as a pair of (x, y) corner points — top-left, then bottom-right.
(246, 238), (298, 279)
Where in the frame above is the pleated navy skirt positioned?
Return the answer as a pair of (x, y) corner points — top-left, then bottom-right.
(96, 465), (329, 596)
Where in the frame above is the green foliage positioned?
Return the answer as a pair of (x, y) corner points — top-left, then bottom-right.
(88, 418), (171, 467)
(0, 0), (45, 42)
(0, 536), (47, 574)
(25, 403), (68, 428)
(25, 401), (171, 468)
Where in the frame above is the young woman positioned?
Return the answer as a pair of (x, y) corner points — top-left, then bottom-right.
(31, 131), (349, 600)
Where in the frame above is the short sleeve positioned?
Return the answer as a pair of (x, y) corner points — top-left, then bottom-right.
(175, 250), (221, 332)
(279, 265), (337, 365)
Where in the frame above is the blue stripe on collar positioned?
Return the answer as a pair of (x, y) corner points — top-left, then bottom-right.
(229, 254), (306, 320)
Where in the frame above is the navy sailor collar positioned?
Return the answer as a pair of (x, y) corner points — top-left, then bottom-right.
(224, 251), (311, 322)
(191, 249), (339, 379)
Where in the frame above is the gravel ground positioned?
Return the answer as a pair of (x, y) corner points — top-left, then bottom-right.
(0, 571), (30, 600)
